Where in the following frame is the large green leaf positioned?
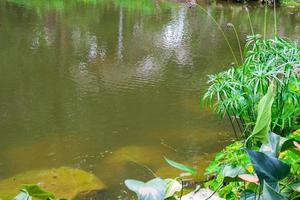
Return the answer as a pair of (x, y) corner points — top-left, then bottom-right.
(222, 165), (245, 183)
(260, 132), (300, 157)
(164, 157), (197, 175)
(239, 190), (256, 200)
(244, 148), (290, 188)
(246, 83), (275, 146)
(22, 185), (55, 200)
(260, 132), (281, 157)
(124, 178), (167, 200)
(262, 181), (287, 200)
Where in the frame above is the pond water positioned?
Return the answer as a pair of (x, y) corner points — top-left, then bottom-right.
(0, 0), (299, 198)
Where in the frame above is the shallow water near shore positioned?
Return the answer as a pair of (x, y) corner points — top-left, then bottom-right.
(0, 0), (299, 198)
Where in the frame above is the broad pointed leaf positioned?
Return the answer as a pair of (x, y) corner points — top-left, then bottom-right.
(246, 83), (275, 146)
(243, 148), (290, 188)
(125, 178), (167, 200)
(262, 181), (287, 200)
(164, 157), (197, 175)
(260, 132), (281, 157)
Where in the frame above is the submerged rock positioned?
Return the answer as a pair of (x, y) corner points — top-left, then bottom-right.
(98, 145), (173, 185)
(182, 188), (224, 200)
(0, 167), (106, 200)
(104, 145), (166, 167)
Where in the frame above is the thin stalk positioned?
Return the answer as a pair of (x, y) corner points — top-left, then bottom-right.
(229, 24), (244, 63)
(273, 0), (277, 36)
(232, 109), (244, 137)
(220, 94), (239, 139)
(246, 8), (254, 36)
(244, 182), (246, 200)
(264, 5), (267, 39)
(196, 6), (239, 66)
(130, 160), (157, 177)
(204, 183), (223, 200)
(179, 178), (184, 200)
(257, 183), (262, 200)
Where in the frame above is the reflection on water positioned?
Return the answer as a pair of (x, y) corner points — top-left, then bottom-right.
(0, 0), (300, 198)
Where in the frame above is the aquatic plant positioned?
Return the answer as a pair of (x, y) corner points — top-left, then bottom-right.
(204, 88), (300, 199)
(203, 36), (300, 138)
(14, 185), (57, 200)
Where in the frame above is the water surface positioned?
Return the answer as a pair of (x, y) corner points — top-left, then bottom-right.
(0, 0), (299, 198)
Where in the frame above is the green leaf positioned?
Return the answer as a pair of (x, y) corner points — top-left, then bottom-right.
(222, 165), (245, 183)
(289, 182), (300, 192)
(260, 132), (281, 157)
(164, 179), (182, 199)
(262, 181), (287, 200)
(244, 148), (290, 188)
(21, 185), (55, 200)
(246, 82), (275, 146)
(164, 157), (197, 175)
(124, 178), (167, 200)
(14, 191), (32, 200)
(239, 189), (256, 200)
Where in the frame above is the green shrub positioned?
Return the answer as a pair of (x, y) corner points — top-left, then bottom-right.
(203, 35), (300, 138)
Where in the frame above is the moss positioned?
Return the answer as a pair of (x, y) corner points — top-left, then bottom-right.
(0, 167), (106, 200)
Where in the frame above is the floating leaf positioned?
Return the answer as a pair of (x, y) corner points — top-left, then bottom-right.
(243, 148), (290, 188)
(164, 179), (182, 199)
(125, 178), (167, 200)
(246, 82), (275, 146)
(164, 157), (197, 175)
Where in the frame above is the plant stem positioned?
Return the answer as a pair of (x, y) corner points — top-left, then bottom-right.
(246, 8), (254, 36)
(230, 24), (244, 63)
(196, 5), (239, 66)
(264, 5), (267, 39)
(220, 96), (239, 139)
(204, 183), (222, 200)
(274, 0), (277, 36)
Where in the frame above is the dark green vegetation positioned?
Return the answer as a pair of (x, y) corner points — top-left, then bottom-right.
(204, 35), (300, 138)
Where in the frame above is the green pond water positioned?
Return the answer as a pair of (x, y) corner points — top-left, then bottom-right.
(0, 0), (299, 198)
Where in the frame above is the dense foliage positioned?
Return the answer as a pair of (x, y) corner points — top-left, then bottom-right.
(122, 36), (300, 200)
(203, 35), (300, 138)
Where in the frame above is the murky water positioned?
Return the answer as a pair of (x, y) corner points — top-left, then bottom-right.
(0, 0), (299, 198)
